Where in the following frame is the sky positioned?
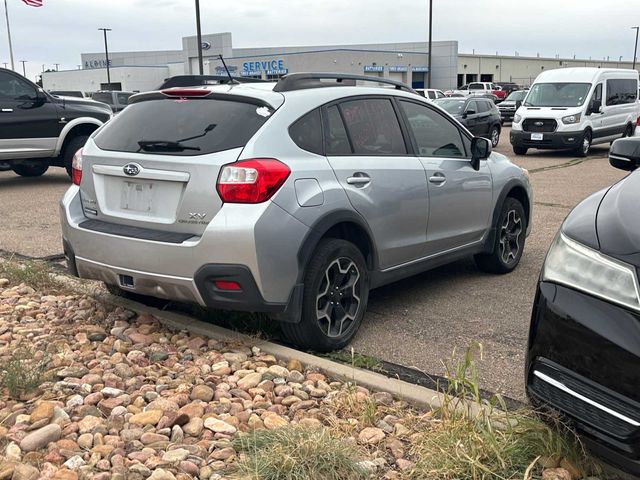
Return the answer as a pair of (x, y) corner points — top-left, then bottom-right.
(1, 0), (638, 81)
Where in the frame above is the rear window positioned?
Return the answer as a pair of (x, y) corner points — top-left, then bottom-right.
(289, 108), (323, 155)
(94, 98), (273, 156)
(92, 92), (114, 105)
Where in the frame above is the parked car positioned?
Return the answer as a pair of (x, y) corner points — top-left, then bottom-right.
(495, 82), (520, 95)
(452, 82), (495, 97)
(414, 88), (446, 101)
(91, 91), (135, 113)
(526, 136), (640, 476)
(434, 96), (502, 147)
(49, 90), (87, 99)
(491, 85), (507, 102)
(157, 75), (266, 90)
(0, 67), (112, 177)
(510, 67), (640, 156)
(60, 72), (532, 351)
(498, 90), (528, 124)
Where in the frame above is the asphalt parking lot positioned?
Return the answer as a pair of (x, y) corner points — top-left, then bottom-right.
(0, 127), (627, 400)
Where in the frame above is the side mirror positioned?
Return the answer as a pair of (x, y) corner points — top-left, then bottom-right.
(470, 137), (491, 170)
(589, 100), (602, 115)
(515, 100), (522, 108)
(609, 137), (640, 171)
(465, 109), (476, 116)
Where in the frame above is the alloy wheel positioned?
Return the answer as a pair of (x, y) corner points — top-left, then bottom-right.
(582, 133), (591, 155)
(491, 128), (500, 147)
(316, 257), (361, 338)
(499, 210), (523, 264)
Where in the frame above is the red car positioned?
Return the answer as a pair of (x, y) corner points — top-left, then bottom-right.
(491, 85), (507, 102)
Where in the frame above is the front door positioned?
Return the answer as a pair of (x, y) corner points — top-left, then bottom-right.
(397, 99), (493, 255)
(0, 69), (60, 159)
(323, 97), (429, 269)
(463, 99), (483, 135)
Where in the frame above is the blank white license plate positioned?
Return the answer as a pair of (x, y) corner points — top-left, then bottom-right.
(120, 181), (153, 212)
(531, 133), (544, 141)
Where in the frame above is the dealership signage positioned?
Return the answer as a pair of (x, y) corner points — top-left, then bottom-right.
(389, 66), (408, 72)
(202, 41), (211, 50)
(242, 59), (286, 73)
(412, 66), (429, 72)
(364, 65), (384, 72)
(84, 59), (112, 69)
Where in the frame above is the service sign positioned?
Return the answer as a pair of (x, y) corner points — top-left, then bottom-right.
(389, 66), (408, 72)
(243, 59), (285, 73)
(412, 66), (429, 72)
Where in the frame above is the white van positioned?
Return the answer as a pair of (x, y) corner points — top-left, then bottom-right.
(510, 68), (640, 156)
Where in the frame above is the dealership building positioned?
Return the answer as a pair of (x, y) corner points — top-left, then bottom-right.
(42, 31), (639, 93)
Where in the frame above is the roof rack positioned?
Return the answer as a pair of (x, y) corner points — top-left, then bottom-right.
(273, 72), (416, 94)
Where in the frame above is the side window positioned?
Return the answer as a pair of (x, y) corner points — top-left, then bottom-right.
(0, 71), (36, 101)
(476, 100), (488, 113)
(427, 91), (436, 100)
(592, 83), (602, 105)
(399, 100), (466, 158)
(289, 108), (323, 155)
(606, 79), (637, 105)
(436, 91), (445, 98)
(469, 83), (483, 90)
(338, 98), (407, 155)
(466, 100), (478, 114)
(325, 105), (352, 155)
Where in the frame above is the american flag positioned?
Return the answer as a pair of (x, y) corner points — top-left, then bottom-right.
(22, 0), (43, 6)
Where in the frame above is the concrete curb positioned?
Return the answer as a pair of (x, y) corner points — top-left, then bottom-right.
(106, 294), (447, 412)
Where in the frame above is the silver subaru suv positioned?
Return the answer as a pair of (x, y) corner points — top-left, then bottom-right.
(60, 73), (532, 351)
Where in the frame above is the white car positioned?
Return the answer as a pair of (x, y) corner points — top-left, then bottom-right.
(414, 88), (446, 101)
(511, 68), (640, 156)
(452, 82), (497, 97)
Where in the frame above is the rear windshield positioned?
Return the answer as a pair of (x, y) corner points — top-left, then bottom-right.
(92, 92), (114, 105)
(94, 97), (273, 156)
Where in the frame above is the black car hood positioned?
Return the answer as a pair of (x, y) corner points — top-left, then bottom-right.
(595, 172), (640, 265)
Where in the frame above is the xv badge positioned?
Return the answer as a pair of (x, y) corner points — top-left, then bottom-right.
(189, 213), (207, 220)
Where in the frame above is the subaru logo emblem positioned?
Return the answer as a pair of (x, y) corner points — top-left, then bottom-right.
(201, 41), (211, 50)
(534, 121), (544, 126)
(123, 163), (140, 176)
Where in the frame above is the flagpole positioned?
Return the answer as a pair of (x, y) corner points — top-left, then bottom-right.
(3, 0), (15, 71)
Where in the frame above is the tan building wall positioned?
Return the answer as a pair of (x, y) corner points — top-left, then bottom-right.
(458, 54), (639, 87)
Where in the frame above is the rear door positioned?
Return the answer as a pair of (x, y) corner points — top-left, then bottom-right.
(82, 93), (277, 237)
(323, 97), (429, 268)
(397, 99), (493, 254)
(475, 100), (491, 135)
(601, 78), (638, 139)
(0, 69), (60, 159)
(463, 100), (482, 135)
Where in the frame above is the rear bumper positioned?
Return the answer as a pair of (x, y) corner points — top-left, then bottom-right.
(526, 281), (640, 475)
(60, 186), (307, 320)
(510, 129), (583, 150)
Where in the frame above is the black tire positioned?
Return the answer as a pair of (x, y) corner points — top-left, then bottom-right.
(575, 130), (591, 157)
(281, 239), (369, 352)
(513, 146), (528, 155)
(11, 163), (49, 177)
(474, 197), (526, 274)
(623, 123), (634, 138)
(489, 125), (501, 148)
(62, 135), (89, 177)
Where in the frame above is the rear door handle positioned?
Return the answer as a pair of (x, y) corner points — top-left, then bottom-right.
(346, 174), (371, 187)
(429, 173), (446, 184)
(1, 109), (13, 113)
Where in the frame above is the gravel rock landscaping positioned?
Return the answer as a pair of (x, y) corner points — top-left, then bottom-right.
(0, 264), (608, 479)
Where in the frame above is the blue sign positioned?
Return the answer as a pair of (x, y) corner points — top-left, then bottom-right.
(389, 66), (408, 72)
(266, 69), (289, 75)
(364, 65), (384, 72)
(243, 59), (285, 73)
(215, 65), (238, 72)
(412, 66), (429, 72)
(202, 41), (212, 50)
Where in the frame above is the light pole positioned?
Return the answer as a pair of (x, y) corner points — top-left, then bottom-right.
(194, 0), (204, 75)
(632, 27), (639, 70)
(19, 60), (26, 76)
(98, 28), (112, 87)
(427, 0), (433, 88)
(54, 63), (59, 71)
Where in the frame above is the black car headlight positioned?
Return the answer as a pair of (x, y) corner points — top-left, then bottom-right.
(542, 232), (640, 311)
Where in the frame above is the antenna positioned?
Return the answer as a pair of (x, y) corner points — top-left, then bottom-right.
(217, 55), (237, 84)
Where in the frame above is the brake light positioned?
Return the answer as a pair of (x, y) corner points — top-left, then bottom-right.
(71, 148), (83, 186)
(637, 116), (640, 127)
(214, 280), (242, 291)
(217, 159), (290, 203)
(160, 88), (211, 97)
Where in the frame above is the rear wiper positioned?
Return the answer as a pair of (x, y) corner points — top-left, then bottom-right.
(137, 140), (201, 152)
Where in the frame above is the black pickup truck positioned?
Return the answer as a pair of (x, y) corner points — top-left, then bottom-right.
(0, 68), (112, 177)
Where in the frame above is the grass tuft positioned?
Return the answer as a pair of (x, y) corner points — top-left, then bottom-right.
(233, 425), (368, 480)
(410, 343), (596, 480)
(0, 348), (51, 399)
(0, 259), (61, 292)
(321, 349), (383, 372)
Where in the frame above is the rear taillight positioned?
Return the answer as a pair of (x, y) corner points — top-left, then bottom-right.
(217, 159), (290, 203)
(637, 116), (640, 127)
(214, 280), (242, 291)
(71, 148), (83, 186)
